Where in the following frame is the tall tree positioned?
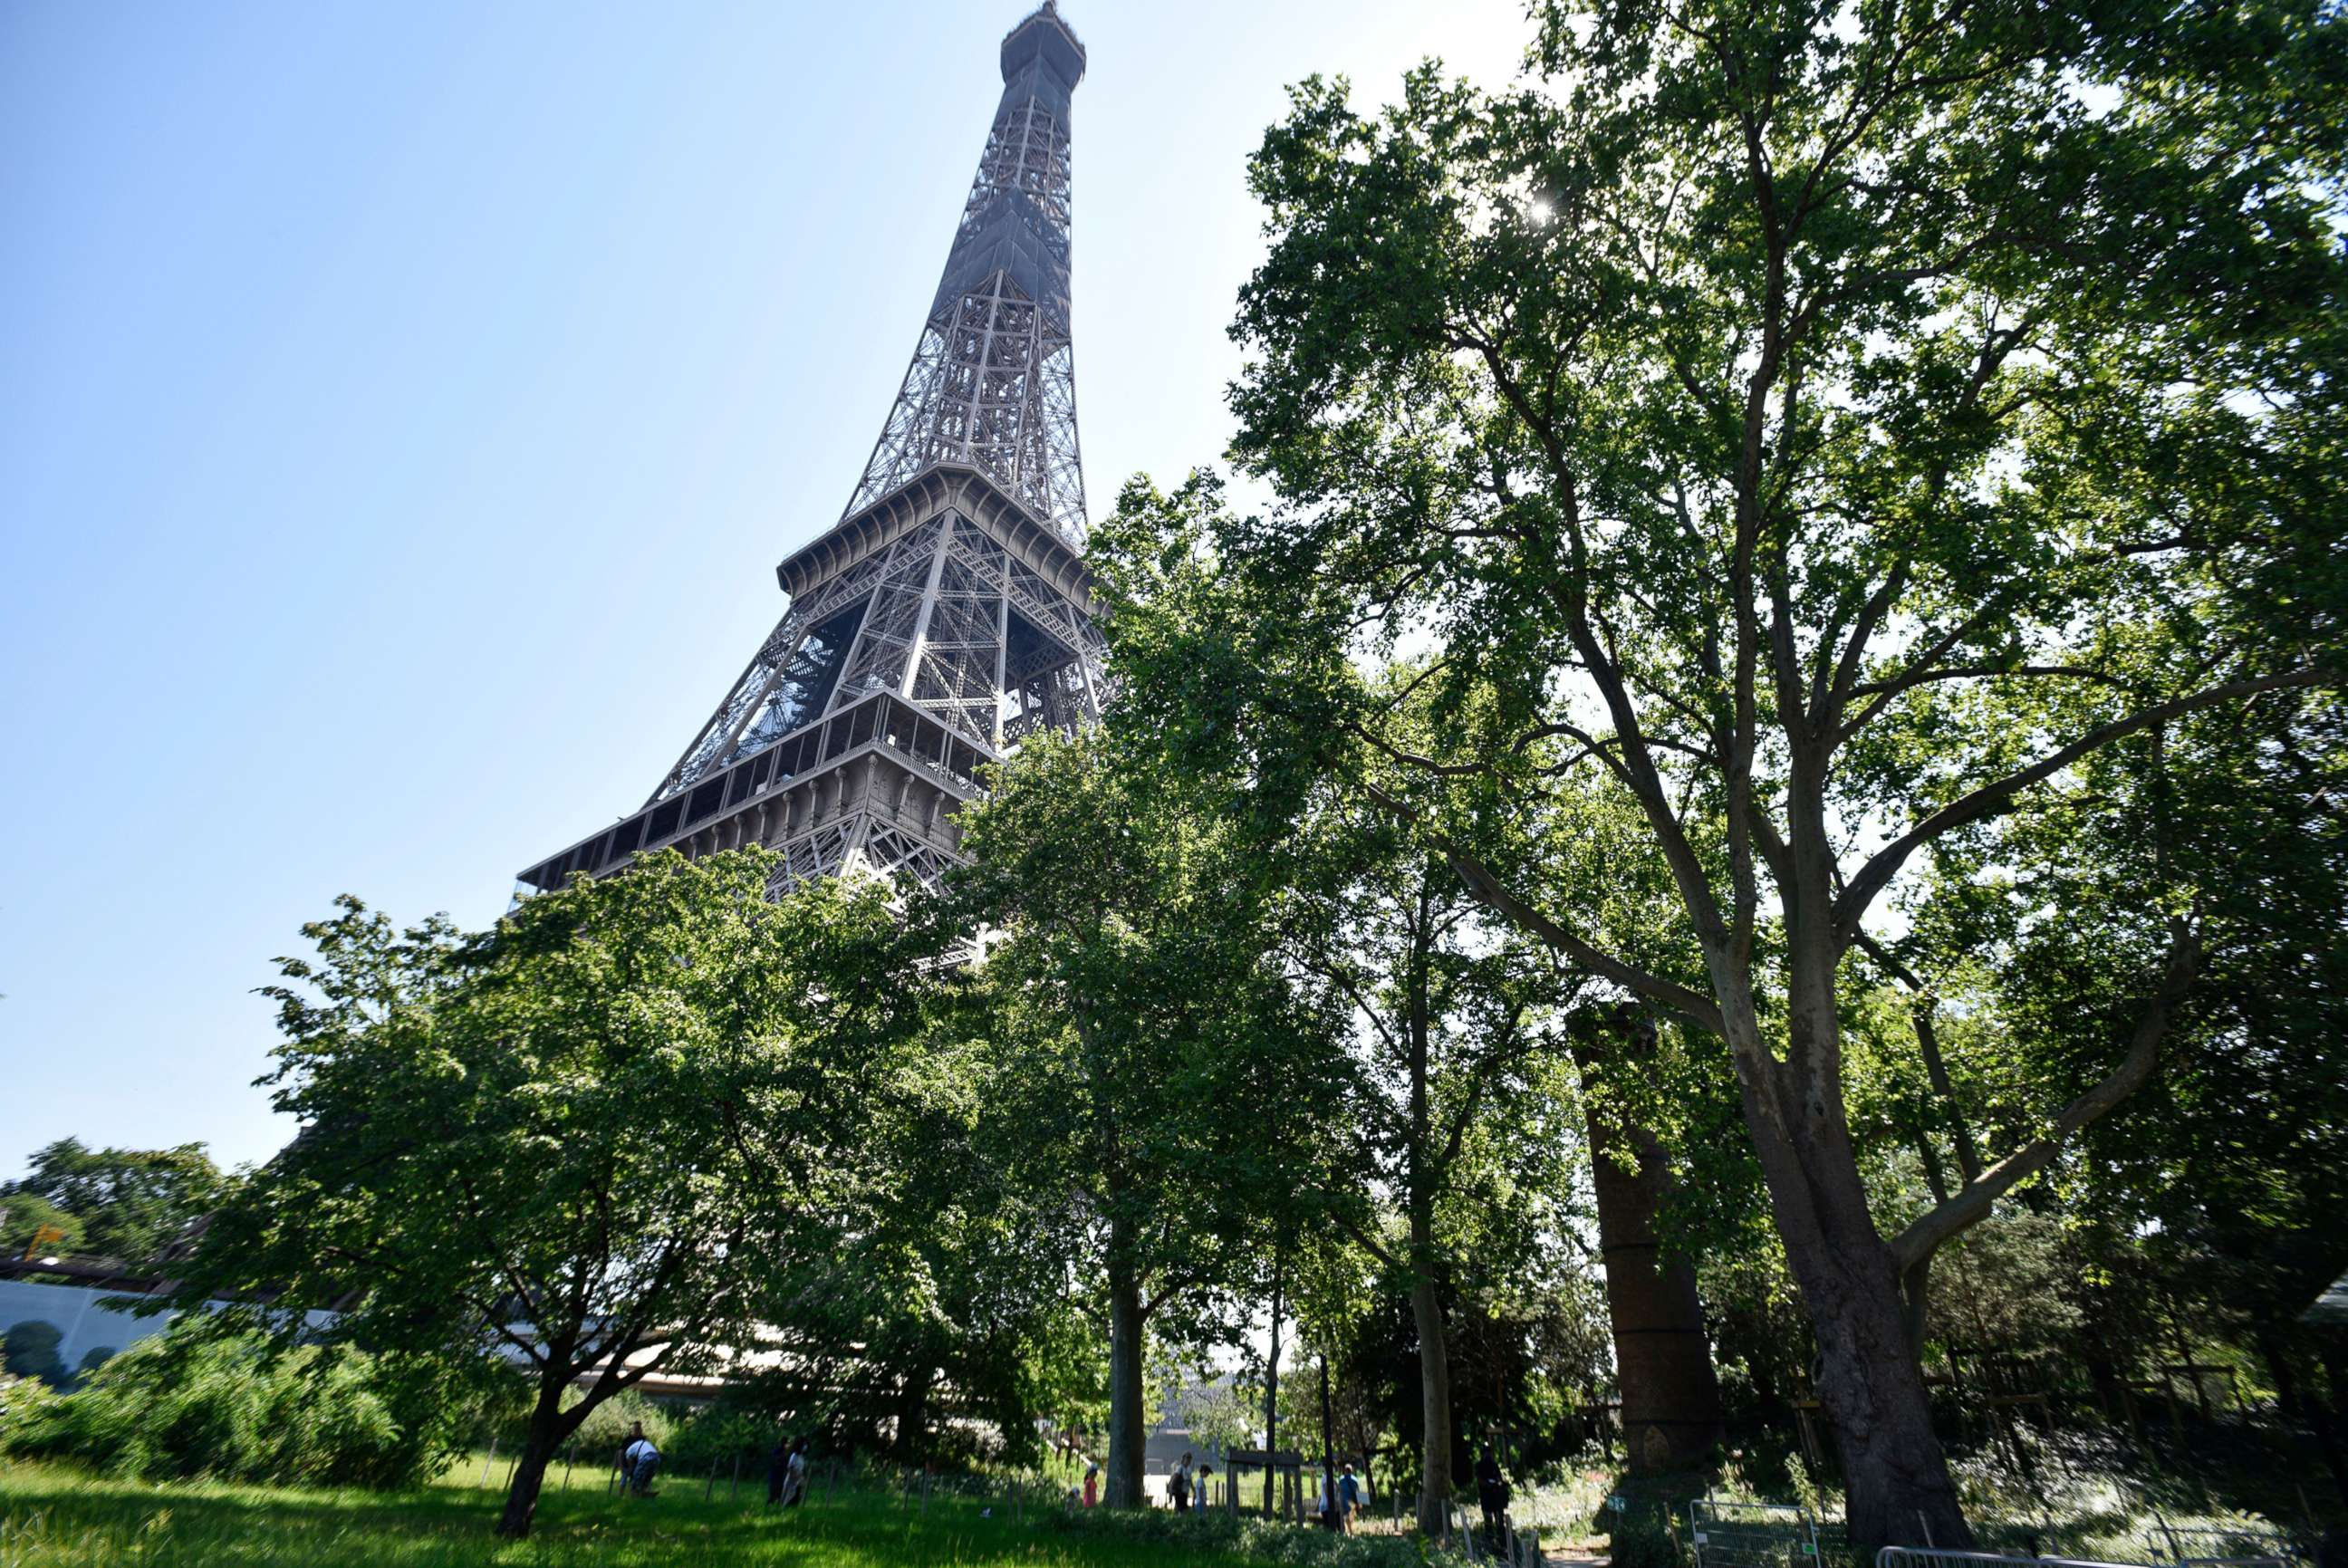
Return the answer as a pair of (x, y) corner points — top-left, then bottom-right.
(1288, 823), (1576, 1530)
(1093, 485), (1737, 1504)
(167, 850), (922, 1539)
(1115, 0), (2344, 1538)
(950, 728), (1339, 1508)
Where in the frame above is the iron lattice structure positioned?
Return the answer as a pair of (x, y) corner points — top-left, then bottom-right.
(518, 4), (1102, 899)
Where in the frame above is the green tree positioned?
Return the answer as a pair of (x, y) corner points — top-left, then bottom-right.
(757, 982), (1100, 1467)
(1093, 482), (1732, 1499)
(1139, 0), (2344, 1543)
(166, 849), (922, 1538)
(0, 1193), (86, 1258)
(950, 728), (1340, 1506)
(4, 1139), (219, 1262)
(1286, 816), (1582, 1529)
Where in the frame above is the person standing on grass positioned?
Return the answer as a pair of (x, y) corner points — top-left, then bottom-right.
(784, 1437), (808, 1507)
(1474, 1447), (1508, 1539)
(1083, 1463), (1100, 1509)
(1196, 1459), (1214, 1513)
(766, 1437), (791, 1505)
(1170, 1452), (1193, 1513)
(1337, 1460), (1361, 1533)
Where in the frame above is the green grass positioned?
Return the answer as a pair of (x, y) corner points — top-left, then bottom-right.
(0, 1458), (1285, 1568)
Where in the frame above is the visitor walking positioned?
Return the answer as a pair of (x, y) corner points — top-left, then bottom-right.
(1170, 1451), (1193, 1513)
(1196, 1458), (1214, 1512)
(1083, 1463), (1100, 1508)
(1337, 1460), (1362, 1533)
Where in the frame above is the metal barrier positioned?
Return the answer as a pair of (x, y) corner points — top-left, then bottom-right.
(1690, 1498), (1823, 1568)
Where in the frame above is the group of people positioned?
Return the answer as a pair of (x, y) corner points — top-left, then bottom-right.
(1166, 1450), (1217, 1513)
(765, 1435), (810, 1507)
(1131, 1450), (1367, 1533)
(614, 1423), (1499, 1539)
(611, 1422), (808, 1505)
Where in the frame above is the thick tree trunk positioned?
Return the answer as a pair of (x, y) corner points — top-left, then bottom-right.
(1106, 1260), (1149, 1508)
(1576, 1034), (1726, 1474)
(1735, 1042), (1971, 1552)
(1901, 1255), (1934, 1369)
(1410, 1250), (1455, 1534)
(496, 1380), (572, 1539)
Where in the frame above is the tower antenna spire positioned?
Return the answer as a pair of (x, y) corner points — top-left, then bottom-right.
(844, 2), (1088, 544)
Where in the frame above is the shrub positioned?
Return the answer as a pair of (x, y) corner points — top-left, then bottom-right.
(668, 1406), (776, 1471)
(561, 1389), (670, 1463)
(1043, 1503), (1468, 1568)
(6, 1318), (471, 1487)
(0, 1352), (65, 1448)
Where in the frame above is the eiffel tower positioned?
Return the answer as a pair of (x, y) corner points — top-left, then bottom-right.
(518, 4), (1102, 899)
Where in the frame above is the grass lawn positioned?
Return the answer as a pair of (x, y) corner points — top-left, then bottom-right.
(0, 1458), (1278, 1568)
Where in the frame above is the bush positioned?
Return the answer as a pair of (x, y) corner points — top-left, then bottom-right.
(1043, 1503), (1468, 1568)
(5, 1318), (472, 1488)
(560, 1389), (670, 1463)
(667, 1406), (777, 1471)
(0, 1354), (65, 1448)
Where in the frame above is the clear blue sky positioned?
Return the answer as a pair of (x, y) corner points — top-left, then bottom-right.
(0, 0), (1534, 1178)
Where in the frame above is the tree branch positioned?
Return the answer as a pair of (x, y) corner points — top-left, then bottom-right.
(1836, 669), (2332, 936)
(1359, 782), (1726, 1034)
(1887, 919), (2199, 1271)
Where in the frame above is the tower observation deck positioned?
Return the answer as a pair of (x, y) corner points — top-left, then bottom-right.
(517, 3), (1104, 896)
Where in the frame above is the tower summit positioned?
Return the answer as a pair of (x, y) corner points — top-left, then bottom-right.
(517, 4), (1104, 896)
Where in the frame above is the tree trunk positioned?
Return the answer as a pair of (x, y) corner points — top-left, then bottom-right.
(1575, 1032), (1726, 1474)
(1410, 1253), (1455, 1534)
(1901, 1255), (1933, 1369)
(1404, 903), (1453, 1536)
(1106, 1257), (1149, 1508)
(1736, 1039), (1971, 1552)
(2256, 1328), (2302, 1419)
(1264, 1260), (1284, 1516)
(496, 1379), (572, 1539)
